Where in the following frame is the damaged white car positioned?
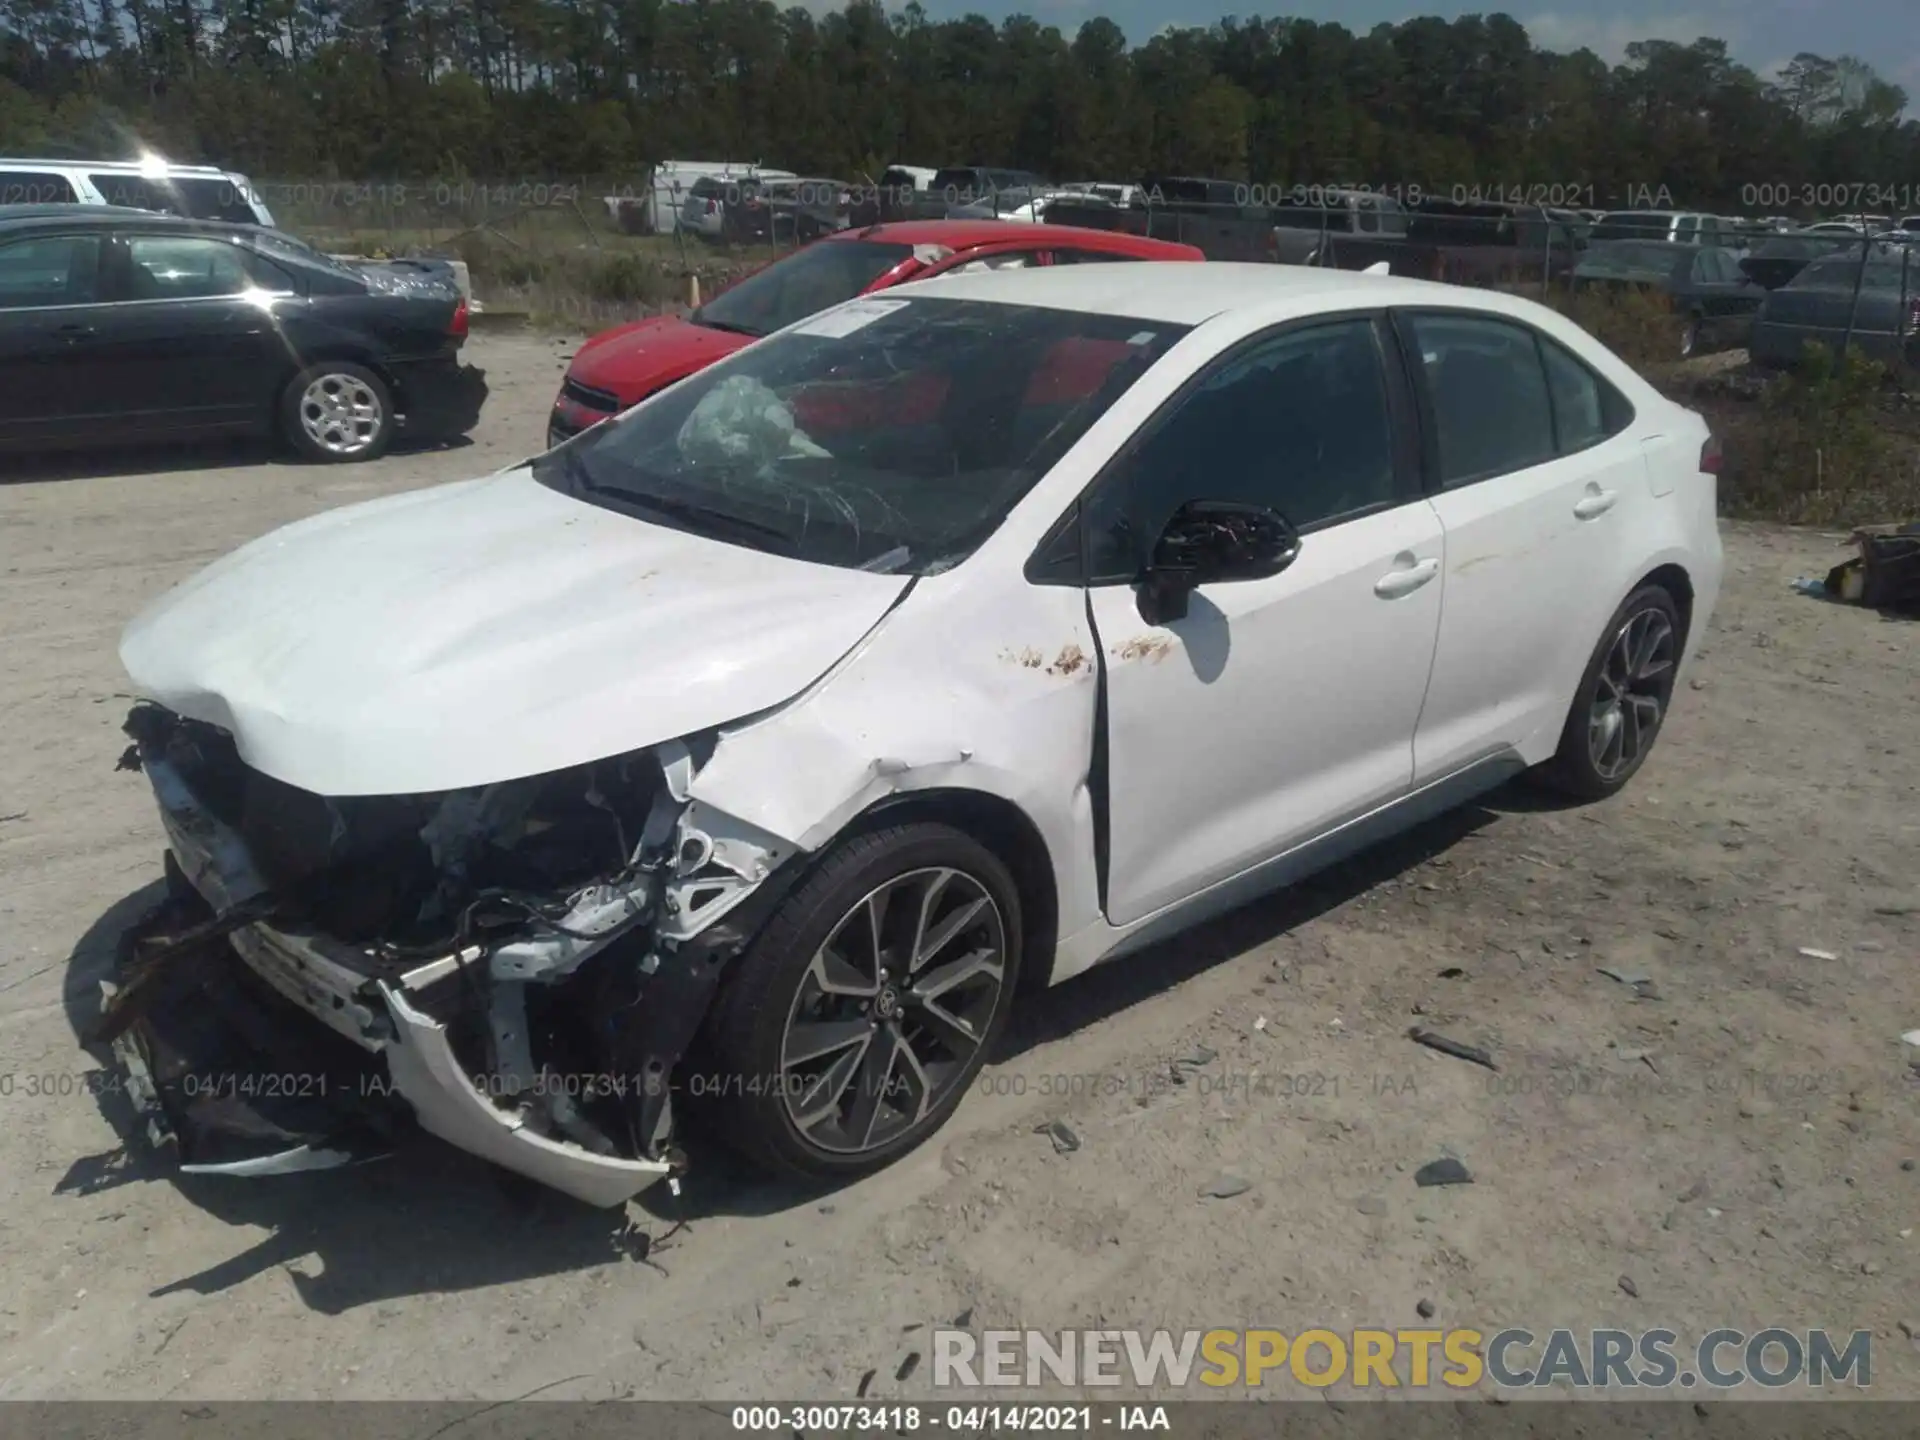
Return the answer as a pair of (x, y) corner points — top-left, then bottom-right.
(105, 264), (1723, 1205)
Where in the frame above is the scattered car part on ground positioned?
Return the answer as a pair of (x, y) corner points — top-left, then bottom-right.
(1796, 523), (1920, 611)
(109, 263), (1721, 1205)
(546, 220), (1204, 448)
(0, 206), (485, 460)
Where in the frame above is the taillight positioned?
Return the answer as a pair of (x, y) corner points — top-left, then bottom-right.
(448, 298), (469, 339)
(1906, 297), (1920, 335)
(1699, 434), (1721, 475)
(704, 198), (717, 215)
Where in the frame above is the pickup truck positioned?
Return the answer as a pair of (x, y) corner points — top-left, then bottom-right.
(1266, 192), (1587, 283)
(1042, 181), (1587, 283)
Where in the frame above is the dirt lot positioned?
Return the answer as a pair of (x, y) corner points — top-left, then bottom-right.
(0, 333), (1916, 1403)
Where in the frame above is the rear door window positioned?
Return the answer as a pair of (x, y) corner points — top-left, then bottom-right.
(1404, 312), (1558, 486)
(124, 235), (252, 300)
(0, 234), (102, 308)
(0, 169), (79, 205)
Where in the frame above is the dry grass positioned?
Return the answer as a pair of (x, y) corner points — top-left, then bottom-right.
(1541, 283), (1686, 370)
(1711, 348), (1920, 527)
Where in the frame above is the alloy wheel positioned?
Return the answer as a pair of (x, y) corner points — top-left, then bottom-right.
(779, 866), (1006, 1156)
(299, 372), (385, 457)
(1587, 606), (1676, 782)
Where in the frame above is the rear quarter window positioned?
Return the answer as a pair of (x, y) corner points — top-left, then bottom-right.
(0, 170), (79, 204)
(1539, 336), (1634, 454)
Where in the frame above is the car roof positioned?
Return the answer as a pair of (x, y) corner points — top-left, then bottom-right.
(0, 158), (239, 174)
(0, 205), (256, 236)
(901, 260), (1560, 326)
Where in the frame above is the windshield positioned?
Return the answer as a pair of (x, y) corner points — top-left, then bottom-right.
(1590, 212), (1678, 242)
(1578, 242), (1682, 276)
(691, 239), (914, 339)
(534, 295), (1189, 574)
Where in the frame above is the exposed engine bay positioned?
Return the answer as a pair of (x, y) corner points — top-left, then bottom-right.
(103, 701), (795, 1206)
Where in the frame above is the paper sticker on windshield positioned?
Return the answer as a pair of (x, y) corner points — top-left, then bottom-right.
(795, 298), (910, 339)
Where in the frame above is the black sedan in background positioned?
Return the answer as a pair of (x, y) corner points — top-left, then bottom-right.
(1749, 248), (1920, 372)
(1571, 240), (1765, 357)
(1737, 233), (1877, 292)
(0, 206), (486, 462)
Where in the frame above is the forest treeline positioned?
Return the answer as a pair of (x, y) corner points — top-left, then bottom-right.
(2, 0), (1917, 211)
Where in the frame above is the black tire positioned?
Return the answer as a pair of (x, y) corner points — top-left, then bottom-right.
(700, 821), (1023, 1182)
(1680, 313), (1702, 358)
(1538, 584), (1684, 800)
(280, 361), (394, 463)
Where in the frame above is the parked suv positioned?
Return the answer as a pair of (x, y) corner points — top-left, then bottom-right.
(0, 158), (274, 225)
(1588, 212), (1735, 246)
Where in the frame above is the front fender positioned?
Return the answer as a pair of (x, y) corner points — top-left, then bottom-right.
(685, 565), (1106, 977)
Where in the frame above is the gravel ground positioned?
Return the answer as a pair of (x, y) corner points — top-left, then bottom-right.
(0, 333), (1916, 1402)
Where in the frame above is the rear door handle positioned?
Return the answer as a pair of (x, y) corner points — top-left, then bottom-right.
(1574, 489), (1617, 520)
(1374, 556), (1440, 598)
(54, 322), (96, 342)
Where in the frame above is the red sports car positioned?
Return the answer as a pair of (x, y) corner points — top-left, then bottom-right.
(547, 220), (1205, 445)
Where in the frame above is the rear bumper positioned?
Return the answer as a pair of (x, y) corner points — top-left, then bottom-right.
(106, 749), (673, 1207)
(394, 360), (489, 439)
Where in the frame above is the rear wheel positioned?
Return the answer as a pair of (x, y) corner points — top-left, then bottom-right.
(1538, 585), (1682, 800)
(281, 362), (393, 463)
(701, 822), (1021, 1181)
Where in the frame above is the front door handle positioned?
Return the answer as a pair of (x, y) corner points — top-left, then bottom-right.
(54, 322), (96, 342)
(1574, 489), (1618, 520)
(1374, 556), (1440, 598)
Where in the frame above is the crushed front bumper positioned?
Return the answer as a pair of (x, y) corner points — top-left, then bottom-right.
(106, 751), (673, 1208)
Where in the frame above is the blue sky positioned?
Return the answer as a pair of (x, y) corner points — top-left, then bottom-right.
(911, 0), (1918, 103)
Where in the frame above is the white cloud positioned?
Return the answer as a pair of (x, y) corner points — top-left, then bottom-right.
(1517, 11), (1739, 62)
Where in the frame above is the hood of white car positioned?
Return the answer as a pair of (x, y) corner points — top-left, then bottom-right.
(120, 468), (911, 796)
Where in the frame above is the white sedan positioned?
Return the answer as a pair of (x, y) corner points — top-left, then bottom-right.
(108, 264), (1722, 1204)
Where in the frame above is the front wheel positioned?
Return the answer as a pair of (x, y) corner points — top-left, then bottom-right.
(281, 362), (394, 463)
(700, 822), (1022, 1181)
(1538, 585), (1683, 800)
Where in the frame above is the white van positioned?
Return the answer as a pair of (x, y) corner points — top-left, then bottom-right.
(0, 158), (275, 225)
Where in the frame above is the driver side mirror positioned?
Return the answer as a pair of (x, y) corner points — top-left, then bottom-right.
(1137, 499), (1302, 624)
